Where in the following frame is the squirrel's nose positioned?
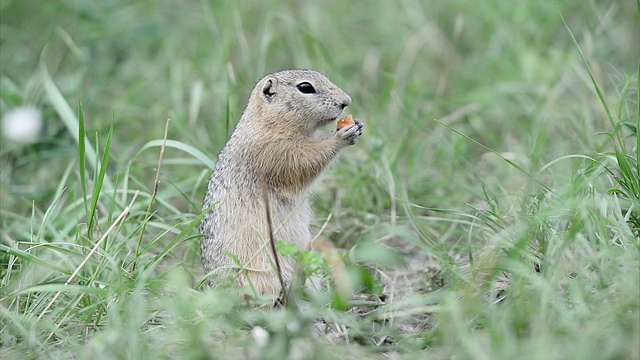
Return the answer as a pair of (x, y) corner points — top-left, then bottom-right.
(340, 95), (352, 109)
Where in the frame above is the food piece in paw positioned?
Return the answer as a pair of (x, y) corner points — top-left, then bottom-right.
(336, 114), (355, 130)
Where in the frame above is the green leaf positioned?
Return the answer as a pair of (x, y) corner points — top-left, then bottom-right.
(40, 60), (114, 192)
(136, 139), (215, 170)
(78, 102), (89, 220)
(87, 120), (114, 236)
(0, 244), (70, 275)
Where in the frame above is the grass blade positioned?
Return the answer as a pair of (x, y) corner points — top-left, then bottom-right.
(35, 187), (66, 244)
(136, 139), (215, 170)
(78, 102), (89, 219)
(143, 210), (211, 272)
(87, 120), (114, 236)
(560, 11), (616, 136)
(0, 244), (70, 275)
(133, 119), (171, 272)
(636, 38), (639, 177)
(435, 119), (554, 194)
(36, 190), (139, 324)
(40, 55), (114, 192)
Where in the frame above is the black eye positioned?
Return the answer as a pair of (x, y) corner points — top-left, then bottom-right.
(296, 82), (316, 94)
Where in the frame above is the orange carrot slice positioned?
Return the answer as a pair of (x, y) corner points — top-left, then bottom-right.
(337, 114), (355, 130)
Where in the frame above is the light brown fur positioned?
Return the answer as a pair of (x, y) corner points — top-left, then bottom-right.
(200, 70), (363, 296)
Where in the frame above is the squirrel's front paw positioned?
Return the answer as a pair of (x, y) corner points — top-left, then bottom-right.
(336, 118), (363, 146)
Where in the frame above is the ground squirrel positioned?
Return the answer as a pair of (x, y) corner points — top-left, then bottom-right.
(200, 70), (363, 296)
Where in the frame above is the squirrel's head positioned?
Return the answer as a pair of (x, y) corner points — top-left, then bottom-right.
(245, 70), (351, 133)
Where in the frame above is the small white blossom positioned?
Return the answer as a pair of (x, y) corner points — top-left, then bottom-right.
(250, 326), (269, 347)
(2, 106), (43, 144)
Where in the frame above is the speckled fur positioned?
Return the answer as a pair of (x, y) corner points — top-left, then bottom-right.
(200, 70), (363, 296)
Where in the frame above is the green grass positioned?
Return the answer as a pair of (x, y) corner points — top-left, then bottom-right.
(1, 0), (638, 359)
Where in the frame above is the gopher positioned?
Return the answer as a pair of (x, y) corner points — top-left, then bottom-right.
(200, 70), (363, 296)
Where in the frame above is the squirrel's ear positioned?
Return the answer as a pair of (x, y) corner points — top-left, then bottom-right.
(261, 78), (277, 103)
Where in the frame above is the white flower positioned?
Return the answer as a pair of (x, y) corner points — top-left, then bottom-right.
(250, 326), (269, 347)
(2, 106), (43, 144)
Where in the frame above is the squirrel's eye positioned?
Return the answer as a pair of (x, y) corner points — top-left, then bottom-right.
(296, 82), (316, 94)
